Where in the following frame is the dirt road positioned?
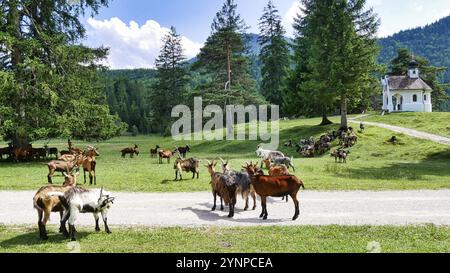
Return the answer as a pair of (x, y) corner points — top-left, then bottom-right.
(1, 190), (450, 227)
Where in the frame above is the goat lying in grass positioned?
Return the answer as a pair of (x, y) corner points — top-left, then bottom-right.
(50, 187), (115, 241)
(33, 171), (79, 240)
(205, 160), (237, 218)
(220, 159), (256, 211)
(243, 163), (305, 221)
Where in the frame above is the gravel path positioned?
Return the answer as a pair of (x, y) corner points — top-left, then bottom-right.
(1, 190), (450, 227)
(349, 118), (450, 146)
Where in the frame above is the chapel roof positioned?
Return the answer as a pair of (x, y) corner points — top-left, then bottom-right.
(388, 76), (433, 91)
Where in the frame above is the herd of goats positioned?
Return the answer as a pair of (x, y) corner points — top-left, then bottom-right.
(0, 123), (364, 241)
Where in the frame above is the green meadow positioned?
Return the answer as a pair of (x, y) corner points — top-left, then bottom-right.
(1, 115), (449, 192)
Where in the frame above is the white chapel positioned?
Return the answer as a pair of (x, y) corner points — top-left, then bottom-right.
(381, 59), (433, 113)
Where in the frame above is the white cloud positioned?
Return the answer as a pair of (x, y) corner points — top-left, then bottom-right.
(283, 1), (304, 37)
(85, 17), (203, 69)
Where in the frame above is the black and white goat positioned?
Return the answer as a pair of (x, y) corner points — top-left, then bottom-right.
(50, 187), (115, 241)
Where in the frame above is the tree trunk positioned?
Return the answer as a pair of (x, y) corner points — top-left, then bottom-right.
(340, 94), (348, 130)
(320, 105), (333, 126)
(226, 45), (233, 138)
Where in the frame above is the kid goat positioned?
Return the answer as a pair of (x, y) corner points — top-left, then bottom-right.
(51, 187), (115, 241)
(33, 170), (79, 240)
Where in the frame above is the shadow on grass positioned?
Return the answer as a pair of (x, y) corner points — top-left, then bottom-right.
(0, 230), (90, 250)
(331, 149), (450, 181)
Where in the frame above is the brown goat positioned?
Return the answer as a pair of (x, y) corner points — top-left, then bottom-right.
(82, 146), (99, 185)
(33, 171), (79, 239)
(150, 145), (160, 158)
(158, 150), (173, 164)
(205, 160), (237, 218)
(46, 155), (82, 184)
(121, 145), (139, 158)
(244, 163), (304, 221)
(174, 156), (200, 181)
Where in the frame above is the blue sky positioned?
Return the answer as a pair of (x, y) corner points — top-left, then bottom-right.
(82, 0), (450, 69)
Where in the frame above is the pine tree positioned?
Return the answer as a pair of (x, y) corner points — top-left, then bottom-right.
(258, 0), (290, 108)
(0, 0), (125, 144)
(194, 0), (265, 107)
(151, 26), (187, 135)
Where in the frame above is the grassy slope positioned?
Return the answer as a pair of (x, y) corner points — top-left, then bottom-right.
(0, 116), (449, 192)
(359, 112), (450, 138)
(1, 225), (449, 253)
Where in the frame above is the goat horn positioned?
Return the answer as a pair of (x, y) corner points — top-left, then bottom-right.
(219, 157), (225, 164)
(100, 187), (103, 197)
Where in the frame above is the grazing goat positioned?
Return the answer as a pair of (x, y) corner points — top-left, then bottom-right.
(51, 187), (115, 241)
(46, 155), (82, 184)
(150, 145), (160, 158)
(174, 145), (191, 158)
(121, 145), (139, 158)
(331, 149), (350, 163)
(13, 145), (31, 161)
(158, 150), (173, 164)
(205, 160), (237, 218)
(360, 122), (365, 132)
(33, 171), (79, 240)
(174, 156), (200, 181)
(31, 148), (47, 160)
(44, 145), (59, 159)
(270, 155), (296, 172)
(243, 163), (305, 221)
(220, 159), (257, 211)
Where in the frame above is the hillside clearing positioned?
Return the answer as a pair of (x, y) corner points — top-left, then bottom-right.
(0, 116), (449, 192)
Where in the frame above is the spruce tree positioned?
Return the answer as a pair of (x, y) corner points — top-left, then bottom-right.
(0, 0), (125, 144)
(151, 26), (187, 135)
(195, 0), (265, 107)
(258, 0), (290, 108)
(289, 0), (379, 128)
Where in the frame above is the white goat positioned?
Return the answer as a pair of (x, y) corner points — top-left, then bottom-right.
(255, 145), (285, 168)
(50, 187), (115, 241)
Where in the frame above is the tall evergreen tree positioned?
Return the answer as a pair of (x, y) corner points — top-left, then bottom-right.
(289, 0), (379, 128)
(258, 0), (290, 108)
(390, 48), (449, 110)
(194, 0), (265, 107)
(0, 0), (124, 144)
(151, 26), (187, 135)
